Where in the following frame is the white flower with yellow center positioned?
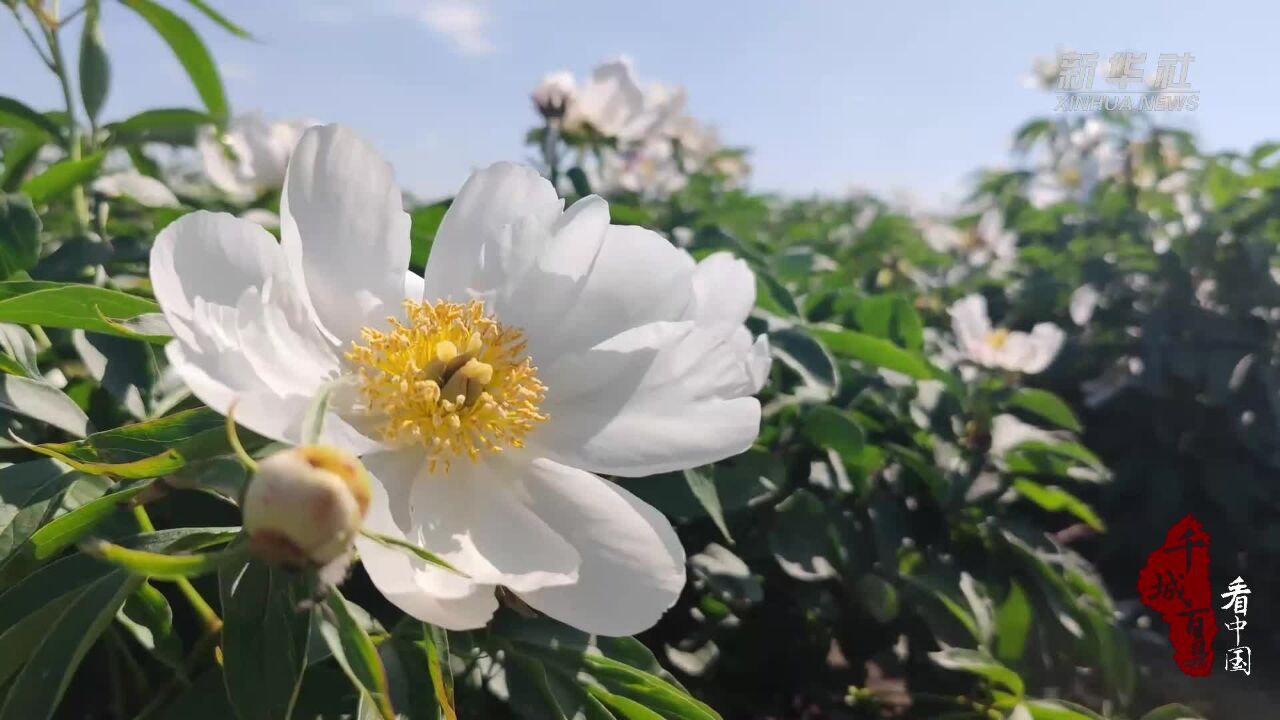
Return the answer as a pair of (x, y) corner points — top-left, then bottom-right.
(151, 125), (770, 635)
(949, 294), (1063, 374)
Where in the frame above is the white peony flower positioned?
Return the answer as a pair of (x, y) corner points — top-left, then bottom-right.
(150, 125), (770, 635)
(949, 294), (1064, 374)
(563, 59), (647, 139)
(531, 70), (576, 119)
(92, 171), (180, 208)
(197, 112), (319, 202)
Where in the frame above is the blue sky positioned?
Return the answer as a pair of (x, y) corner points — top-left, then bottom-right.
(3, 0), (1278, 203)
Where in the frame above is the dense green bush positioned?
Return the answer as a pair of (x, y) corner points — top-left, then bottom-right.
(0, 2), (1267, 719)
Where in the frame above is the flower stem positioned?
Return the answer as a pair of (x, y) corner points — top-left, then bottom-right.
(40, 13), (92, 232)
(132, 505), (223, 633)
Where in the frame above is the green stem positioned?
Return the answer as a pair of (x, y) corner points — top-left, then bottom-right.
(132, 506), (223, 633)
(42, 18), (92, 231)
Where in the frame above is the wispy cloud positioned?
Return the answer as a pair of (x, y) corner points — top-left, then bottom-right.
(299, 0), (496, 56)
(416, 0), (494, 56)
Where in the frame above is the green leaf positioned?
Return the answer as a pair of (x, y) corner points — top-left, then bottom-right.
(180, 0), (254, 38)
(317, 589), (395, 720)
(1007, 388), (1081, 432)
(1023, 699), (1106, 720)
(39, 407), (241, 472)
(683, 467), (732, 544)
(116, 580), (183, 669)
(73, 330), (156, 419)
(0, 374), (90, 436)
(770, 490), (839, 581)
(0, 460), (77, 565)
(802, 405), (865, 459)
(1012, 479), (1105, 531)
(78, 2), (111, 125)
(854, 573), (899, 623)
(0, 570), (140, 720)
(928, 647), (1024, 698)
(854, 294), (923, 350)
(121, 0), (228, 123)
(1, 130), (48, 192)
(359, 530), (465, 576)
(755, 271), (799, 317)
(0, 96), (62, 138)
(20, 153), (104, 203)
(567, 166), (592, 196)
(770, 327), (837, 397)
(994, 581), (1032, 664)
(1137, 705), (1206, 720)
(219, 557), (313, 720)
(0, 194), (41, 280)
(105, 107), (211, 146)
(408, 200), (450, 272)
(0, 281), (160, 337)
(810, 326), (934, 379)
(2, 482), (152, 578)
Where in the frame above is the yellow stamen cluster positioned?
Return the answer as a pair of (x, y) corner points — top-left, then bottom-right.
(985, 328), (1011, 350)
(347, 300), (547, 471)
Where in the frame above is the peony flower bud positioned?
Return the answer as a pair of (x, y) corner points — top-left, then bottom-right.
(532, 70), (576, 119)
(242, 445), (371, 569)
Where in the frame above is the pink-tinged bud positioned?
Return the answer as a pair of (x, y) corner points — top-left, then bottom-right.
(242, 445), (370, 568)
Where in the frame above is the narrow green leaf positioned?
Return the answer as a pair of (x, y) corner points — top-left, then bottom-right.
(683, 467), (732, 544)
(755, 271), (799, 317)
(20, 153), (104, 203)
(0, 194), (41, 280)
(0, 131), (47, 191)
(219, 557), (313, 720)
(994, 581), (1032, 663)
(1012, 479), (1105, 531)
(0, 570), (140, 720)
(1008, 388), (1082, 432)
(0, 96), (62, 138)
(0, 281), (160, 337)
(770, 327), (838, 397)
(10, 482), (152, 571)
(359, 530), (466, 576)
(180, 0), (254, 38)
(105, 107), (211, 146)
(318, 589), (395, 720)
(929, 647), (1024, 698)
(78, 2), (111, 125)
(120, 0), (228, 122)
(810, 326), (934, 379)
(1137, 704), (1206, 720)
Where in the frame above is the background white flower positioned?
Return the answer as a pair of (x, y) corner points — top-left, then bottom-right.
(949, 294), (1064, 374)
(91, 171), (179, 208)
(197, 112), (319, 202)
(150, 124), (769, 636)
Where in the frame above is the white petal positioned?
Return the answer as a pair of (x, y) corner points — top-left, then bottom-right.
(357, 450), (498, 630)
(689, 252), (755, 329)
(196, 126), (254, 201)
(1022, 323), (1065, 374)
(1069, 284), (1099, 326)
(407, 454), (580, 593)
(404, 270), (425, 301)
(949, 294), (992, 360)
(150, 211), (283, 346)
(422, 162), (562, 303)
(537, 321), (762, 477)
(535, 224), (695, 360)
(281, 125), (411, 344)
(515, 458), (685, 636)
(92, 172), (179, 208)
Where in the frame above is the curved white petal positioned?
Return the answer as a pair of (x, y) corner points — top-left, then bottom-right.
(515, 458), (685, 637)
(949, 294), (992, 361)
(689, 252), (755, 329)
(92, 171), (179, 208)
(537, 321), (762, 477)
(357, 450), (498, 630)
(407, 454), (580, 593)
(196, 126), (254, 201)
(281, 125), (411, 344)
(422, 162), (563, 303)
(150, 211), (284, 346)
(1021, 323), (1066, 374)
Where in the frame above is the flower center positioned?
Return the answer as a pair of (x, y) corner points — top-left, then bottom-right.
(985, 328), (1011, 350)
(346, 300), (547, 471)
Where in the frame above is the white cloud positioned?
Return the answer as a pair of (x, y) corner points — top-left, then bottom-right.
(416, 0), (494, 56)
